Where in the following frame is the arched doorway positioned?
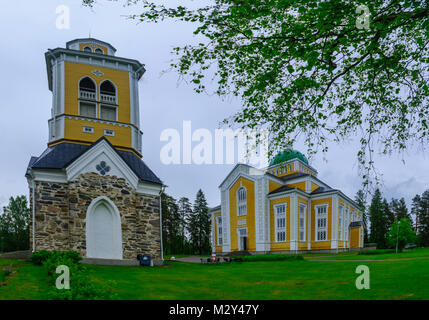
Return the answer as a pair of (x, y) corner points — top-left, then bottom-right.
(86, 196), (123, 259)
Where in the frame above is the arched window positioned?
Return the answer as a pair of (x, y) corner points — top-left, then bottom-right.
(79, 77), (97, 118)
(237, 187), (247, 216)
(100, 80), (116, 101)
(94, 48), (104, 54)
(83, 46), (92, 52)
(100, 80), (117, 121)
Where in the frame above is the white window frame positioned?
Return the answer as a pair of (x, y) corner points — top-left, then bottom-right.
(315, 204), (328, 241)
(83, 126), (94, 134)
(237, 187), (247, 216)
(100, 104), (118, 122)
(79, 101), (97, 119)
(104, 129), (115, 137)
(339, 205), (344, 241)
(274, 203), (287, 242)
(299, 204), (306, 242)
(216, 216), (223, 246)
(344, 208), (349, 242)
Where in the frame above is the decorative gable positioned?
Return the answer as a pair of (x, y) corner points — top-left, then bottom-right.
(66, 139), (139, 189)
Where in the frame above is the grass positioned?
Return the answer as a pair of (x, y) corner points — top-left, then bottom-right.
(0, 249), (428, 300)
(309, 248), (429, 261)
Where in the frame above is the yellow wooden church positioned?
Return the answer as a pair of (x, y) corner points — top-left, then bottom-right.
(210, 150), (364, 254)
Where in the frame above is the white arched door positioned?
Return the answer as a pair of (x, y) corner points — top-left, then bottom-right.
(86, 197), (123, 259)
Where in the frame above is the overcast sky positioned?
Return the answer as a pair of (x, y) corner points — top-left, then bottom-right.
(0, 0), (428, 213)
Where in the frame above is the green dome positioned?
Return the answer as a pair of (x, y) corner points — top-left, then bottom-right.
(270, 149), (308, 166)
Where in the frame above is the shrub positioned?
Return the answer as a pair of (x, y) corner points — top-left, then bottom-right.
(358, 249), (395, 255)
(30, 250), (53, 265)
(33, 250), (116, 300)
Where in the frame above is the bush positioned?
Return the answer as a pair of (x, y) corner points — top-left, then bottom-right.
(358, 249), (395, 255)
(32, 250), (115, 300)
(30, 250), (53, 265)
(238, 254), (304, 262)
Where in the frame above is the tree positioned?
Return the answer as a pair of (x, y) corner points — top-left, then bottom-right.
(0, 196), (30, 252)
(411, 194), (422, 232)
(386, 218), (416, 252)
(391, 198), (411, 222)
(188, 189), (211, 255)
(84, 0), (429, 185)
(354, 189), (369, 243)
(177, 197), (192, 253)
(412, 190), (429, 246)
(369, 189), (387, 249)
(161, 192), (181, 255)
(383, 198), (395, 232)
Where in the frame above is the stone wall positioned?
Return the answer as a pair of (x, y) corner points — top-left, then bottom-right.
(29, 172), (161, 261)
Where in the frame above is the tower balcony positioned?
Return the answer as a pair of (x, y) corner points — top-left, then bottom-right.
(100, 93), (116, 104)
(79, 90), (96, 100)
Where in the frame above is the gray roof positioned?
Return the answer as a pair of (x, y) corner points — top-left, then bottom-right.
(26, 138), (162, 185)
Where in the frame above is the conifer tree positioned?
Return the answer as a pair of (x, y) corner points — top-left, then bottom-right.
(354, 189), (368, 243)
(0, 196), (29, 252)
(391, 198), (411, 222)
(188, 189), (211, 255)
(177, 197), (192, 254)
(369, 189), (387, 249)
(384, 198), (395, 234)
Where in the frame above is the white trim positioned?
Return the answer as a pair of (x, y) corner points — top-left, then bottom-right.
(32, 170), (67, 183)
(273, 202), (287, 243)
(236, 227), (248, 251)
(315, 203), (329, 242)
(216, 215), (223, 246)
(236, 186), (247, 217)
(136, 181), (162, 196)
(298, 203), (307, 242)
(66, 139), (139, 188)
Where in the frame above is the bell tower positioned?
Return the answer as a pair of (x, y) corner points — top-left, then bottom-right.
(46, 38), (144, 156)
(26, 39), (163, 263)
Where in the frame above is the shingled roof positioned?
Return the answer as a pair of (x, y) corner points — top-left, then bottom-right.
(26, 138), (162, 185)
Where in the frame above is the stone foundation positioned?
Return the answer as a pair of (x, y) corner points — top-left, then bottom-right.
(29, 172), (162, 260)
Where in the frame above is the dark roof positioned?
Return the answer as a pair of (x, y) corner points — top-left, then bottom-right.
(268, 185), (295, 195)
(280, 172), (310, 182)
(27, 138), (162, 185)
(350, 221), (363, 228)
(311, 186), (334, 194)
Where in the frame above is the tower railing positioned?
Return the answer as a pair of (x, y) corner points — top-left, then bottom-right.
(100, 93), (116, 104)
(79, 90), (96, 100)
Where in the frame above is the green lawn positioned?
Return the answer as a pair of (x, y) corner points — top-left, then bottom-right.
(0, 250), (428, 300)
(308, 248), (429, 261)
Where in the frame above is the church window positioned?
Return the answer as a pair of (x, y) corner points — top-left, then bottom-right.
(299, 204), (306, 241)
(104, 129), (115, 136)
(316, 204), (328, 241)
(79, 77), (96, 100)
(217, 216), (223, 246)
(275, 203), (286, 242)
(339, 205), (344, 240)
(237, 187), (247, 216)
(100, 80), (117, 104)
(344, 208), (349, 241)
(94, 48), (104, 54)
(83, 126), (94, 134)
(100, 105), (117, 121)
(79, 101), (97, 118)
(83, 46), (92, 52)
